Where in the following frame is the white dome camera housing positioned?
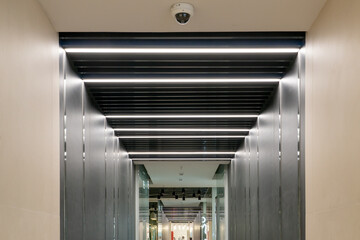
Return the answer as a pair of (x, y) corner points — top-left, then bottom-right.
(171, 3), (194, 25)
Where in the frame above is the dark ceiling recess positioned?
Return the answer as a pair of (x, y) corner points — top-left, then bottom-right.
(60, 32), (305, 155)
(149, 187), (211, 199)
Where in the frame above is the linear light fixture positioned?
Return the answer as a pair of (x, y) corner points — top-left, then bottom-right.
(118, 135), (246, 139)
(106, 114), (258, 119)
(114, 128), (249, 132)
(132, 158), (232, 161)
(83, 78), (279, 83)
(65, 48), (299, 54)
(128, 152), (235, 155)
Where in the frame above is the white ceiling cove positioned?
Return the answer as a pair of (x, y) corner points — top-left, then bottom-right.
(144, 162), (220, 187)
(37, 0), (326, 32)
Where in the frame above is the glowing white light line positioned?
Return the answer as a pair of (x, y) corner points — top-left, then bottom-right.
(118, 135), (246, 139)
(128, 152), (235, 155)
(106, 114), (258, 118)
(114, 128), (249, 132)
(65, 48), (299, 54)
(131, 158), (232, 161)
(83, 78), (279, 83)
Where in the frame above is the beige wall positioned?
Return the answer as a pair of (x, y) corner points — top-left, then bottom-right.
(306, 0), (360, 239)
(0, 0), (59, 239)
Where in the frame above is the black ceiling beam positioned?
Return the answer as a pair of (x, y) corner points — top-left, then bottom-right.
(60, 32), (305, 48)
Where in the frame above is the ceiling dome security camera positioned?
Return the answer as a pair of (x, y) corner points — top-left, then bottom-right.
(171, 3), (194, 25)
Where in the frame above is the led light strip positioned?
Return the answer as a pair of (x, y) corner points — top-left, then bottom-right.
(118, 135), (246, 139)
(106, 114), (258, 118)
(114, 128), (249, 132)
(131, 158), (232, 161)
(65, 48), (299, 54)
(128, 152), (235, 155)
(83, 78), (279, 83)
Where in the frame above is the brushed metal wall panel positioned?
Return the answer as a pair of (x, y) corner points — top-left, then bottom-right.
(280, 58), (300, 240)
(258, 88), (280, 240)
(60, 51), (65, 240)
(84, 93), (106, 240)
(298, 50), (306, 240)
(61, 56), (135, 240)
(64, 60), (84, 240)
(161, 212), (171, 240)
(249, 127), (259, 240)
(118, 143), (130, 240)
(193, 213), (201, 240)
(228, 161), (236, 240)
(230, 153), (237, 239)
(235, 145), (247, 240)
(114, 139), (120, 240)
(105, 126), (116, 240)
(129, 156), (136, 240)
(232, 159), (238, 240)
(223, 54), (303, 240)
(244, 137), (251, 240)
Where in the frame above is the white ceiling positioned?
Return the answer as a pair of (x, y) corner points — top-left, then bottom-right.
(37, 0), (326, 32)
(144, 162), (220, 187)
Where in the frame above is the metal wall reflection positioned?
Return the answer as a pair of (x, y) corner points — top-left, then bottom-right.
(193, 213), (201, 240)
(228, 54), (304, 240)
(60, 53), (135, 240)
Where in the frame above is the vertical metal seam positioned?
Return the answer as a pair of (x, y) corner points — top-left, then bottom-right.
(119, 144), (122, 240)
(256, 120), (260, 240)
(113, 133), (116, 240)
(297, 52), (303, 240)
(62, 53), (67, 240)
(243, 141), (245, 240)
(114, 139), (118, 240)
(104, 122), (107, 240)
(278, 82), (283, 240)
(82, 83), (86, 240)
(248, 135), (252, 240)
(115, 141), (119, 240)
(234, 158), (237, 240)
(131, 159), (136, 240)
(119, 141), (121, 240)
